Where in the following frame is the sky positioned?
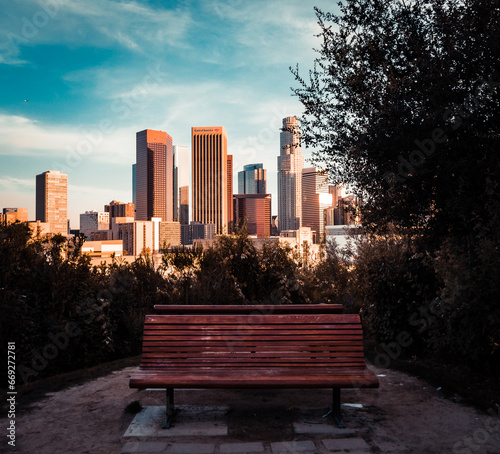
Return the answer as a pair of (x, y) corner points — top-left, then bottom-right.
(0, 0), (340, 228)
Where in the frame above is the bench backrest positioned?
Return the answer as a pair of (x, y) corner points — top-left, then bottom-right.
(139, 313), (366, 370)
(153, 304), (343, 315)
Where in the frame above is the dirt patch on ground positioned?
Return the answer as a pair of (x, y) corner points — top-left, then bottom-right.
(366, 353), (500, 411)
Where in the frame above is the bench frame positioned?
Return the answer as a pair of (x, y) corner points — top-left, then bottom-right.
(130, 311), (378, 429)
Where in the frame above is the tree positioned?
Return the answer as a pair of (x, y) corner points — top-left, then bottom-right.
(291, 0), (500, 374)
(292, 0), (500, 249)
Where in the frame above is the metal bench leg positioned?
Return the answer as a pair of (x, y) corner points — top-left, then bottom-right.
(332, 388), (346, 428)
(162, 388), (176, 429)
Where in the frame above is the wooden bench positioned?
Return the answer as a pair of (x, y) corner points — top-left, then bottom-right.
(153, 304), (344, 314)
(129, 313), (378, 428)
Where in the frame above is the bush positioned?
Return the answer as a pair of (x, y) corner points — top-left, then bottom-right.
(350, 231), (439, 359)
(0, 224), (167, 387)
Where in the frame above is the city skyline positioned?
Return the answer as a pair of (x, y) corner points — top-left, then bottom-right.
(0, 1), (340, 228)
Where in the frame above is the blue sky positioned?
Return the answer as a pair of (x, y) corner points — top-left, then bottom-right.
(0, 0), (339, 228)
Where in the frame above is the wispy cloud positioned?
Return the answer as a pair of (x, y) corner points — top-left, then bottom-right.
(0, 0), (193, 65)
(201, 1), (324, 67)
(0, 114), (80, 155)
(0, 113), (135, 166)
(0, 176), (35, 191)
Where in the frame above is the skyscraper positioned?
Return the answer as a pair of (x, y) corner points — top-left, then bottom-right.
(233, 193), (271, 238)
(238, 163), (267, 194)
(35, 170), (68, 235)
(227, 154), (233, 229)
(192, 126), (229, 233)
(173, 145), (189, 225)
(135, 129), (173, 222)
(132, 164), (136, 215)
(302, 167), (332, 243)
(278, 116), (304, 232)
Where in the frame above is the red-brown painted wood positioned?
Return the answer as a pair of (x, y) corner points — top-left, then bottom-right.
(154, 304), (344, 314)
(130, 312), (379, 390)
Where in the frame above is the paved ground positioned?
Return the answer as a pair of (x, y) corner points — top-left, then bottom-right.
(2, 363), (500, 454)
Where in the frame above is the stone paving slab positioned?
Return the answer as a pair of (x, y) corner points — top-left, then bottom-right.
(270, 440), (317, 453)
(219, 442), (265, 453)
(373, 440), (409, 451)
(124, 406), (228, 437)
(170, 443), (215, 454)
(121, 441), (168, 453)
(293, 422), (357, 435)
(322, 438), (370, 452)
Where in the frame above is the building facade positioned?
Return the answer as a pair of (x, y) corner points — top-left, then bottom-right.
(1, 208), (28, 224)
(80, 211), (110, 237)
(192, 126), (230, 233)
(159, 221), (181, 248)
(132, 164), (137, 216)
(35, 170), (68, 236)
(277, 117), (303, 232)
(181, 222), (216, 245)
(173, 145), (189, 225)
(238, 163), (267, 194)
(233, 194), (271, 238)
(111, 219), (154, 256)
(81, 240), (123, 257)
(136, 129), (174, 222)
(227, 154), (233, 229)
(302, 167), (332, 243)
(105, 200), (135, 227)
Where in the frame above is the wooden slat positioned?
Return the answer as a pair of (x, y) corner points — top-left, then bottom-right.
(143, 337), (362, 351)
(154, 304), (344, 314)
(130, 366), (379, 389)
(143, 330), (362, 338)
(144, 314), (360, 325)
(144, 326), (361, 333)
(142, 343), (363, 354)
(141, 352), (365, 359)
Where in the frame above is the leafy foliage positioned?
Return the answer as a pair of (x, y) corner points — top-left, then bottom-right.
(0, 225), (347, 386)
(291, 1), (500, 376)
(292, 0), (500, 245)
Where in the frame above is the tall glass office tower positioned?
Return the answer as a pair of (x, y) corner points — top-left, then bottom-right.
(135, 129), (173, 222)
(277, 116), (304, 232)
(191, 126), (231, 233)
(238, 163), (267, 194)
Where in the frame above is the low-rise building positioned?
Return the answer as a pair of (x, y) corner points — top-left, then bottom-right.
(159, 221), (181, 249)
(1, 207), (28, 224)
(81, 240), (123, 257)
(80, 211), (110, 238)
(181, 222), (215, 245)
(104, 200), (135, 227)
(27, 220), (51, 238)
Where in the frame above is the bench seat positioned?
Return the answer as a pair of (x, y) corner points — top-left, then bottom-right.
(130, 313), (378, 428)
(130, 366), (378, 389)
